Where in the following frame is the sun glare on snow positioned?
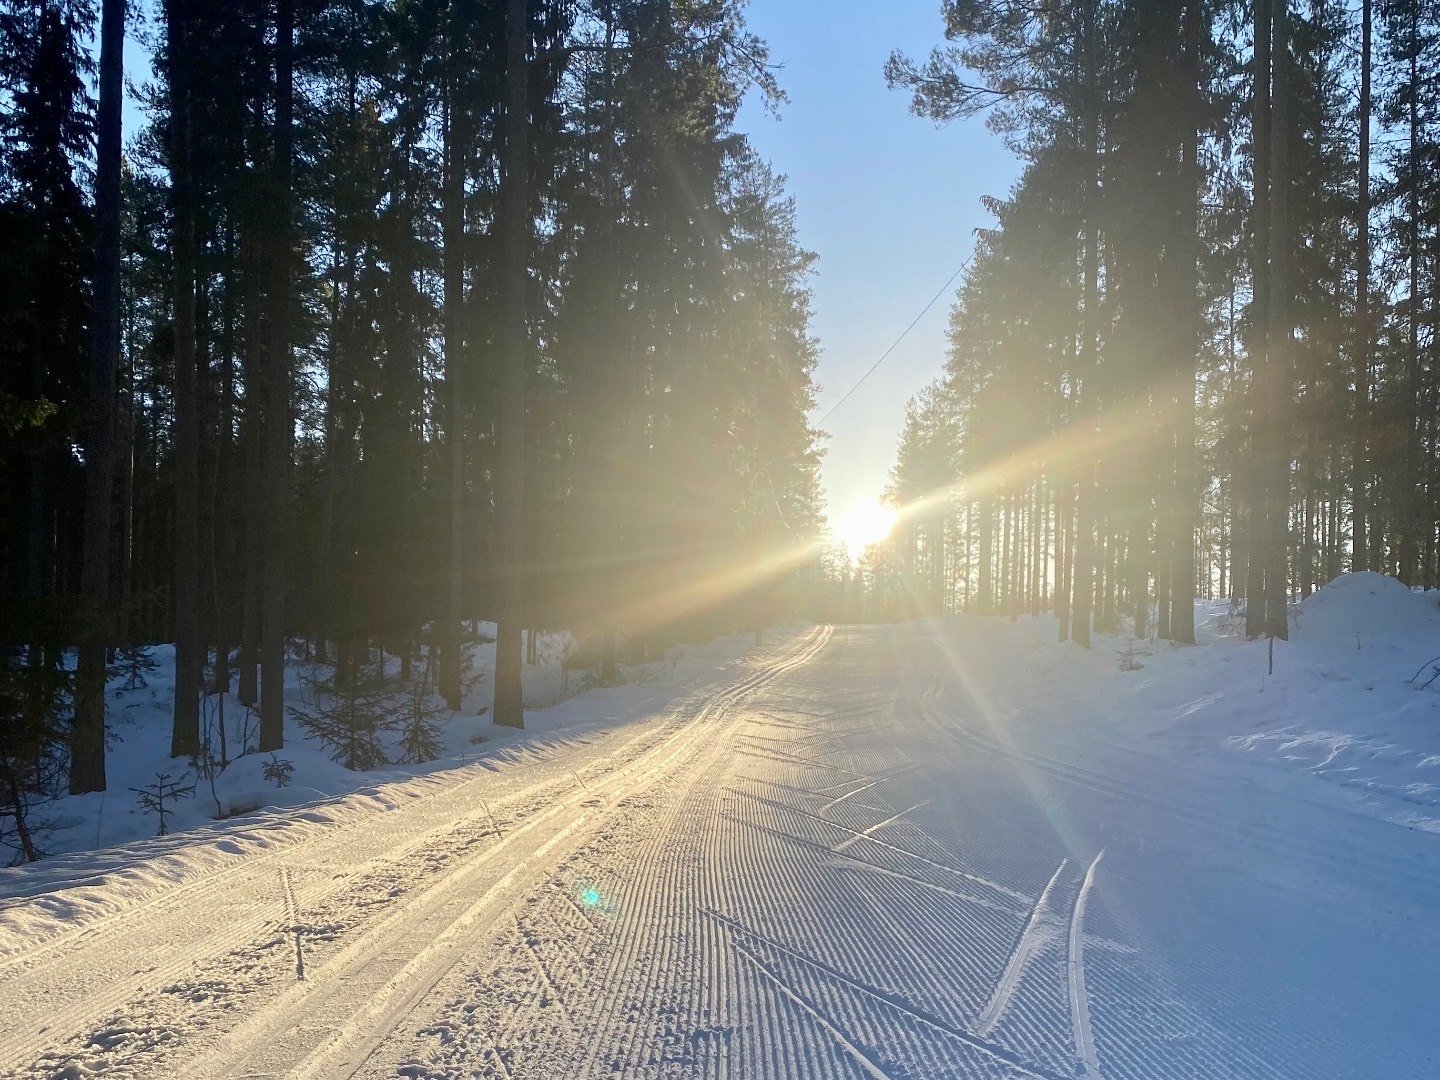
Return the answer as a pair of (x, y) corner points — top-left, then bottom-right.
(834, 499), (898, 562)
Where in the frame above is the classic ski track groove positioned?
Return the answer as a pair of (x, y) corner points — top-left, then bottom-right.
(0, 720), (625, 967)
(0, 628), (829, 1076)
(280, 866), (305, 981)
(0, 718), (652, 980)
(203, 625), (832, 1080)
(0, 746), (600, 1068)
(975, 859), (1068, 1037)
(0, 794), (506, 1068)
(1067, 850), (1105, 1079)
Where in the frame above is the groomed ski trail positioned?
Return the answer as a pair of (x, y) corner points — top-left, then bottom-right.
(0, 628), (830, 1080)
(6, 621), (1440, 1079)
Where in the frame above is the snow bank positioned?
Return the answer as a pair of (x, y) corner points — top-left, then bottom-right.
(929, 572), (1440, 831)
(0, 628), (764, 877)
(1291, 570), (1439, 647)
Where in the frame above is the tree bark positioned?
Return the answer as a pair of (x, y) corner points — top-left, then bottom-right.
(1353, 0), (1372, 572)
(237, 230), (262, 709)
(1262, 0), (1290, 639)
(259, 0), (294, 751)
(1245, 0), (1273, 639)
(1170, 0), (1202, 646)
(238, 504), (260, 706)
(168, 0), (202, 759)
(977, 495), (993, 613)
(71, 0), (125, 794)
(1400, 10), (1421, 587)
(440, 9), (466, 712)
(493, 0), (529, 728)
(1069, 0), (1100, 648)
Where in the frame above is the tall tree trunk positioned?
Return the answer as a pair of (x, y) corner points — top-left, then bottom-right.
(1246, 0), (1273, 639)
(237, 234), (261, 709)
(1001, 494), (1013, 617)
(1070, 1), (1100, 648)
(1156, 423), (1174, 639)
(440, 17), (465, 712)
(168, 0), (202, 758)
(1130, 511), (1148, 639)
(1170, 0), (1202, 646)
(71, 0), (125, 794)
(259, 0), (294, 752)
(493, 0), (529, 728)
(1054, 483), (1070, 640)
(212, 228), (238, 698)
(1070, 341), (1097, 647)
(318, 214), (346, 673)
(977, 495), (993, 613)
(1401, 13), (1421, 587)
(117, 282), (136, 644)
(238, 503), (260, 705)
(1262, 0), (1291, 639)
(1353, 0), (1372, 572)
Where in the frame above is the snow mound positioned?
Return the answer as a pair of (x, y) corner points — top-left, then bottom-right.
(1293, 571), (1440, 646)
(1169, 574), (1440, 820)
(211, 746), (373, 817)
(934, 571), (1440, 830)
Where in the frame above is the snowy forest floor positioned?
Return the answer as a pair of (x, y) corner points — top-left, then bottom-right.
(4, 573), (1440, 1078)
(7, 626), (755, 865)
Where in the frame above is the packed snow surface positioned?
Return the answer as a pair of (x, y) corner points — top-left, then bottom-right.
(4, 575), (1440, 1078)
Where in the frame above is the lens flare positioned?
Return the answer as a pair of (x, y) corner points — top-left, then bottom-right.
(833, 499), (898, 561)
(581, 888), (601, 907)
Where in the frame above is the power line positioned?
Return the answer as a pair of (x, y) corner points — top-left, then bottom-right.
(817, 254), (973, 426)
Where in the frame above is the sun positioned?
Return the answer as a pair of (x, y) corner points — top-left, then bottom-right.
(832, 499), (898, 562)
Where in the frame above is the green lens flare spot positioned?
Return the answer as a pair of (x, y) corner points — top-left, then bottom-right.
(582, 888), (601, 907)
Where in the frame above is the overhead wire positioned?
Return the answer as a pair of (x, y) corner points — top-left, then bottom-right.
(816, 253), (974, 427)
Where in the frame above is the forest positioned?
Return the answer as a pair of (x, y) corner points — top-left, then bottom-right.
(871, 0), (1440, 645)
(7, 4), (1440, 1070)
(0, 0), (828, 812)
(5, 0), (1440, 831)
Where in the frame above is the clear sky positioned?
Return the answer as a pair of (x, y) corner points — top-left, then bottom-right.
(733, 0), (1020, 526)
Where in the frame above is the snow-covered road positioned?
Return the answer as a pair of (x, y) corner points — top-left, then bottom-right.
(5, 621), (1439, 1078)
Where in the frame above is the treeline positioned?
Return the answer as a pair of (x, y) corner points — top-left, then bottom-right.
(0, 0), (825, 810)
(878, 0), (1437, 640)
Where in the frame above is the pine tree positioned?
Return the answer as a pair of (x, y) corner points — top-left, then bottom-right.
(166, 0), (203, 756)
(258, 0), (295, 752)
(71, 0), (126, 794)
(292, 663), (393, 771)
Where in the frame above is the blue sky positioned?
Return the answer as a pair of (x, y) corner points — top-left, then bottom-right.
(734, 0), (1019, 523)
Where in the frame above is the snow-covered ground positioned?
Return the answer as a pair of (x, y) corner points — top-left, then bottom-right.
(3, 574), (1439, 1079)
(1, 628), (759, 935)
(11, 627), (744, 864)
(976, 571), (1440, 833)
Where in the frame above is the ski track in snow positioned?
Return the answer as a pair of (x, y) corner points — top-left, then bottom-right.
(1066, 851), (1104, 1079)
(976, 858), (1068, 1038)
(4, 620), (1440, 1078)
